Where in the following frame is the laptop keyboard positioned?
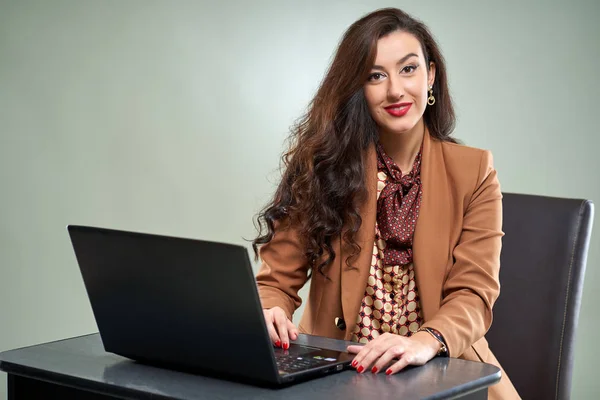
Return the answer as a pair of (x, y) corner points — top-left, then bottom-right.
(275, 353), (332, 374)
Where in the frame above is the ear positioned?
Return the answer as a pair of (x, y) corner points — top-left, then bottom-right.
(428, 61), (436, 88)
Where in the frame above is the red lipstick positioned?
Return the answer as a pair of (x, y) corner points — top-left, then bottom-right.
(384, 102), (412, 117)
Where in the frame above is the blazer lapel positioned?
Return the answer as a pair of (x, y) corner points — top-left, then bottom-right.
(340, 144), (377, 339)
(412, 131), (452, 321)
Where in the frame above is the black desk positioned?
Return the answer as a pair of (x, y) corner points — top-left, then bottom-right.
(0, 333), (500, 399)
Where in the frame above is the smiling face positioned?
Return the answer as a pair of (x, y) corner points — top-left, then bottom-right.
(364, 30), (435, 138)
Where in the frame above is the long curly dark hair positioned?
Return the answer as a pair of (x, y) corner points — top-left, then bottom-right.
(252, 8), (456, 276)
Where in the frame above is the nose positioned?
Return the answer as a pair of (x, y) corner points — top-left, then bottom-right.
(386, 74), (404, 101)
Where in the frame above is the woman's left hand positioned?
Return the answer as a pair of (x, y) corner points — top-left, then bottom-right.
(346, 331), (441, 375)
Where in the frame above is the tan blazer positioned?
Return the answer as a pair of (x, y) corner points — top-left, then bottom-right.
(256, 131), (520, 399)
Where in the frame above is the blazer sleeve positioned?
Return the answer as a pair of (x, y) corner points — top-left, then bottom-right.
(421, 150), (503, 358)
(255, 219), (310, 321)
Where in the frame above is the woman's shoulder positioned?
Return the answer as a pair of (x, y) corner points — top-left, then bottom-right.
(438, 139), (494, 170)
(435, 139), (497, 192)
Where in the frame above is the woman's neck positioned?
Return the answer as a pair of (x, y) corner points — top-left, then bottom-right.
(378, 120), (425, 173)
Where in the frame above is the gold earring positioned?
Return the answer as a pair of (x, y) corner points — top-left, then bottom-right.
(427, 85), (435, 106)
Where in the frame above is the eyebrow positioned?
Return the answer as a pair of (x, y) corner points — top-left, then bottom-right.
(371, 53), (419, 71)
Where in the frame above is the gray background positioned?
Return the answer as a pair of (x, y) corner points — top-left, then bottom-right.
(1, 0), (598, 398)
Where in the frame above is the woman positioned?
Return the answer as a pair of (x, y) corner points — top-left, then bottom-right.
(252, 8), (519, 399)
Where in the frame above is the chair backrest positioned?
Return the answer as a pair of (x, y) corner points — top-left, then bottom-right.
(487, 193), (594, 400)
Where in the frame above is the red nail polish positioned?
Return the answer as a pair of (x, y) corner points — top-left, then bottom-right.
(351, 360), (358, 367)
(283, 342), (289, 350)
(371, 366), (378, 373)
(386, 369), (392, 375)
(275, 341), (281, 347)
(357, 365), (364, 373)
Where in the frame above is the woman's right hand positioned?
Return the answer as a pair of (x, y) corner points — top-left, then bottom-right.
(263, 306), (299, 350)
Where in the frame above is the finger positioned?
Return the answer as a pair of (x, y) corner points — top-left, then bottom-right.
(385, 353), (414, 375)
(348, 333), (391, 361)
(348, 338), (382, 370)
(372, 345), (405, 374)
(346, 345), (363, 354)
(274, 311), (290, 349)
(352, 344), (381, 373)
(264, 311), (281, 347)
(346, 334), (380, 357)
(286, 320), (298, 341)
(355, 334), (405, 373)
(347, 344), (365, 370)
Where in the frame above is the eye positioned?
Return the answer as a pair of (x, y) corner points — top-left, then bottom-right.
(401, 65), (418, 73)
(367, 72), (386, 82)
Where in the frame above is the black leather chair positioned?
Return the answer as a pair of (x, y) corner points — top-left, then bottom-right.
(487, 193), (594, 399)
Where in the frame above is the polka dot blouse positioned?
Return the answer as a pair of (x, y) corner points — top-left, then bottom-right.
(351, 145), (424, 343)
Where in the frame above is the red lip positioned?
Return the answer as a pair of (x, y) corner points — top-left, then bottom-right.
(384, 103), (412, 117)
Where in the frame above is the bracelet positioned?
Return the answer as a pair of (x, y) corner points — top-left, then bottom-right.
(418, 327), (449, 357)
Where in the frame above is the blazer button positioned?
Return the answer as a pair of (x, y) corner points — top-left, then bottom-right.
(335, 317), (346, 330)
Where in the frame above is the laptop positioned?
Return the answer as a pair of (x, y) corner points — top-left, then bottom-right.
(67, 225), (353, 386)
